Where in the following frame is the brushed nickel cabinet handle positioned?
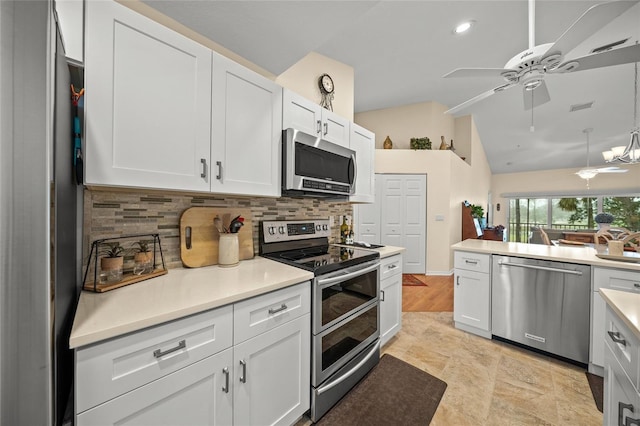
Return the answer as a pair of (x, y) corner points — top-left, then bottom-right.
(222, 367), (229, 393)
(456, 276), (460, 286)
(216, 161), (223, 181)
(381, 290), (385, 301)
(239, 359), (247, 383)
(619, 402), (634, 426)
(465, 259), (478, 265)
(268, 304), (287, 314)
(634, 283), (640, 289)
(200, 159), (207, 179)
(153, 340), (186, 358)
(609, 331), (627, 347)
(316, 120), (322, 134)
(323, 122), (328, 135)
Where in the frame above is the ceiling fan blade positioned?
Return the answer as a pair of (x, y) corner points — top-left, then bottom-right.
(442, 68), (512, 79)
(445, 83), (515, 115)
(545, 1), (637, 58)
(594, 167), (629, 173)
(551, 43), (640, 74)
(523, 80), (551, 111)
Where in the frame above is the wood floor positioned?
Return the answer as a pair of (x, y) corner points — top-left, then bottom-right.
(402, 274), (453, 312)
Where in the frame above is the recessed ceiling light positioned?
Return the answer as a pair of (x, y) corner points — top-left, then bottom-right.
(453, 20), (475, 34)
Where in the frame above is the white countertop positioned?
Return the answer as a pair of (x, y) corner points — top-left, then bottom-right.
(70, 257), (314, 349)
(452, 239), (640, 271)
(600, 288), (640, 341)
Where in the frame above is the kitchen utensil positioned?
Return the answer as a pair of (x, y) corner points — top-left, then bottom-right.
(179, 207), (253, 268)
(229, 216), (244, 233)
(214, 216), (223, 233)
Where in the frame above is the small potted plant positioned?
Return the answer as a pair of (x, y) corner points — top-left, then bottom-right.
(99, 243), (124, 283)
(131, 240), (154, 275)
(410, 136), (432, 150)
(594, 212), (614, 230)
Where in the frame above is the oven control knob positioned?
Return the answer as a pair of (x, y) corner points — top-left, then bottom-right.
(316, 224), (322, 231)
(322, 224), (328, 231)
(278, 226), (285, 234)
(268, 226), (276, 235)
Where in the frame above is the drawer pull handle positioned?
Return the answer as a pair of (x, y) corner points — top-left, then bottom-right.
(609, 331), (627, 347)
(634, 283), (640, 289)
(381, 290), (385, 301)
(268, 304), (288, 314)
(465, 260), (478, 265)
(222, 367), (229, 393)
(239, 359), (247, 383)
(626, 418), (640, 426)
(619, 402), (634, 426)
(153, 339), (186, 358)
(387, 264), (398, 270)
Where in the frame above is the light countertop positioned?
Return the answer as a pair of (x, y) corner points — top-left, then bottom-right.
(600, 288), (640, 341)
(452, 239), (640, 271)
(70, 257), (314, 349)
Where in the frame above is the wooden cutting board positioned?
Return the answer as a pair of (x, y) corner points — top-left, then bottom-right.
(179, 207), (254, 268)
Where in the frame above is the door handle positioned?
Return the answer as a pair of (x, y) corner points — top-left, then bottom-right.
(216, 161), (223, 181)
(456, 276), (460, 286)
(323, 122), (328, 135)
(316, 120), (322, 134)
(200, 159), (207, 179)
(619, 402), (634, 426)
(381, 290), (385, 301)
(239, 359), (247, 383)
(497, 261), (583, 276)
(222, 367), (229, 393)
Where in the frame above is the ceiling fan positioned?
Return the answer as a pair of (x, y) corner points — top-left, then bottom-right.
(575, 128), (628, 179)
(444, 0), (640, 114)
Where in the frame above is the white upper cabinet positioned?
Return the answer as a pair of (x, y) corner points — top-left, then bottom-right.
(349, 123), (375, 203)
(54, 0), (84, 64)
(282, 89), (350, 148)
(211, 54), (282, 197)
(84, 0), (212, 192)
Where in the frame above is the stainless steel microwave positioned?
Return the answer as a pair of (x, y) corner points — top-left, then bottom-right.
(282, 128), (356, 197)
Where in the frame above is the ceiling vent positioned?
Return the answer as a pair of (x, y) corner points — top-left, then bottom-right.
(590, 38), (629, 54)
(569, 101), (594, 112)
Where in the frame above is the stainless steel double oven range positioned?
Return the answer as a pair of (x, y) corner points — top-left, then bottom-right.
(260, 219), (381, 422)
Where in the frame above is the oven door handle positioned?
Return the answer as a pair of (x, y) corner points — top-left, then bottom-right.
(317, 261), (380, 287)
(316, 339), (380, 396)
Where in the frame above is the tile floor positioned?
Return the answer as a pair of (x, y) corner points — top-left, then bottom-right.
(381, 311), (603, 425)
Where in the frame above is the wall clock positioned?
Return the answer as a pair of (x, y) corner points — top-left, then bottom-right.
(318, 73), (334, 111)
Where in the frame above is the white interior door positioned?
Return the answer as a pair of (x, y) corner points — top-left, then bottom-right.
(355, 174), (426, 273)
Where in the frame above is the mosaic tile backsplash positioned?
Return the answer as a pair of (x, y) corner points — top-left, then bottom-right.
(83, 189), (353, 270)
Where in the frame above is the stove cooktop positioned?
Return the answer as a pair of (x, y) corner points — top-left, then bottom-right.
(262, 245), (379, 276)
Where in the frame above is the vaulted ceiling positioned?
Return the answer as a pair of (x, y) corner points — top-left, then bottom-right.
(142, 1), (640, 174)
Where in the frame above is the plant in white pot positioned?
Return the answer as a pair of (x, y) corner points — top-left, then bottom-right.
(99, 243), (124, 283)
(594, 212), (614, 230)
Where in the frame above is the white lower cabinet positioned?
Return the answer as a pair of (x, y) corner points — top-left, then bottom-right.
(380, 254), (402, 346)
(453, 252), (491, 338)
(75, 282), (311, 426)
(77, 348), (233, 426)
(604, 305), (640, 426)
(591, 267), (640, 369)
(233, 315), (310, 426)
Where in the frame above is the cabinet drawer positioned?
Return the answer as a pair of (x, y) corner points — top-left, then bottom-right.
(76, 305), (233, 413)
(234, 281), (311, 345)
(454, 251), (490, 274)
(594, 267), (640, 293)
(605, 306), (639, 390)
(381, 254), (402, 279)
(605, 344), (640, 426)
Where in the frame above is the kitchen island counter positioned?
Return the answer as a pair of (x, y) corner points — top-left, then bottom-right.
(452, 239), (640, 271)
(70, 257), (314, 348)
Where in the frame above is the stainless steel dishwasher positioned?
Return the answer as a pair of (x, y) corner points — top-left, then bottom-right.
(492, 256), (591, 364)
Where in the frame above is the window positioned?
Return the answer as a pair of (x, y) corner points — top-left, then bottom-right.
(507, 195), (638, 242)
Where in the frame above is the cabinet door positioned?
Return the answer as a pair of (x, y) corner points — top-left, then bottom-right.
(84, 0), (212, 191)
(591, 291), (606, 367)
(380, 274), (402, 346)
(211, 53), (282, 197)
(604, 344), (640, 426)
(354, 175), (382, 244)
(282, 89), (322, 136)
(321, 109), (350, 148)
(234, 314), (310, 426)
(454, 269), (490, 332)
(349, 123), (375, 203)
(77, 349), (233, 426)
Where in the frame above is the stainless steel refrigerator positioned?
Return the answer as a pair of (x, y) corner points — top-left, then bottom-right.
(0, 2), (81, 424)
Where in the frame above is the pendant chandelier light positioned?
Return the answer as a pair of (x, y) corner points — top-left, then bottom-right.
(602, 52), (640, 164)
(577, 128), (598, 180)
